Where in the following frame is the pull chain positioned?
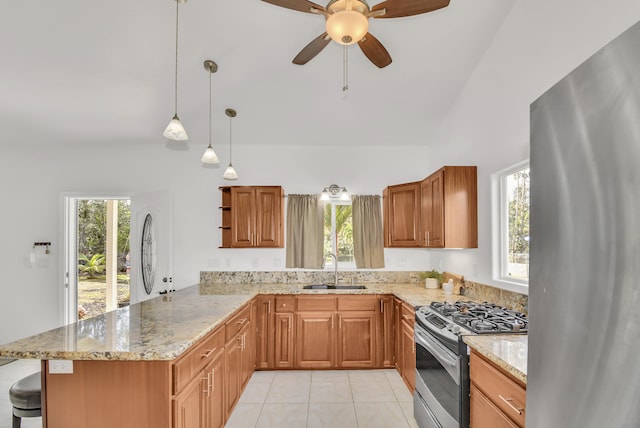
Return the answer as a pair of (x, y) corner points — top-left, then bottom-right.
(342, 44), (349, 92)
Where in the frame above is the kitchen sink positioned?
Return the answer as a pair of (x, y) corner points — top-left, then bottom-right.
(302, 284), (367, 290)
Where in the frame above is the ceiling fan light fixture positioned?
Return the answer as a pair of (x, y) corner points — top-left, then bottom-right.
(326, 10), (368, 45)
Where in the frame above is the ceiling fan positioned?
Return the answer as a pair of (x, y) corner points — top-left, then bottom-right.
(262, 0), (450, 68)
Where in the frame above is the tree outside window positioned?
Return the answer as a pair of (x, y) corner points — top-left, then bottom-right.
(503, 165), (530, 281)
(323, 203), (354, 266)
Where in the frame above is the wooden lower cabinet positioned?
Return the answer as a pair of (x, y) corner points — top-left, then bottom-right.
(255, 296), (273, 369)
(470, 384), (519, 428)
(337, 311), (376, 368)
(470, 350), (526, 427)
(225, 322), (252, 419)
(204, 351), (225, 428)
(395, 302), (415, 392)
(378, 295), (395, 368)
(295, 311), (336, 368)
(274, 312), (294, 368)
(173, 373), (204, 428)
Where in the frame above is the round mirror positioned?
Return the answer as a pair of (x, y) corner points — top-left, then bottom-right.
(141, 213), (156, 295)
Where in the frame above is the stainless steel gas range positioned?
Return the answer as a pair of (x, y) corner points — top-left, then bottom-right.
(413, 301), (528, 428)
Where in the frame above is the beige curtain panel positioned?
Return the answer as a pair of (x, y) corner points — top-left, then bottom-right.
(352, 195), (385, 269)
(286, 194), (324, 269)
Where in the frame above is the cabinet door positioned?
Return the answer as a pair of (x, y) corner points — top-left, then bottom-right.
(274, 313), (294, 368)
(231, 187), (255, 247)
(255, 296), (274, 369)
(173, 372), (205, 428)
(255, 187), (283, 247)
(225, 339), (242, 418)
(295, 312), (335, 368)
(240, 324), (253, 390)
(337, 311), (376, 368)
(378, 296), (395, 368)
(203, 352), (225, 428)
(385, 182), (421, 247)
(470, 384), (519, 428)
(421, 170), (444, 248)
(400, 320), (415, 392)
(394, 298), (402, 373)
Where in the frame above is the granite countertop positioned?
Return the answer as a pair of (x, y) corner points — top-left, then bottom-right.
(0, 282), (472, 362)
(463, 334), (528, 385)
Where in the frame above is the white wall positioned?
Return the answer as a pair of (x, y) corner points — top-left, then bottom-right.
(428, 0), (640, 293)
(0, 142), (436, 344)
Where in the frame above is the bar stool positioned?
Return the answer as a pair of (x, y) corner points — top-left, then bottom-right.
(9, 372), (41, 428)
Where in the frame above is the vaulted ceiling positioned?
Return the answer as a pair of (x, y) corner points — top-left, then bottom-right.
(1, 0), (515, 147)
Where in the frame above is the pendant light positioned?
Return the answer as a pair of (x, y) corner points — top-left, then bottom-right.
(223, 108), (238, 180)
(163, 0), (188, 141)
(201, 60), (220, 164)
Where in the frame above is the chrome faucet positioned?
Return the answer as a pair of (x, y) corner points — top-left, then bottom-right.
(328, 253), (339, 286)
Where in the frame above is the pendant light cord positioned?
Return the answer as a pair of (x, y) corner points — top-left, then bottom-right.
(229, 116), (233, 164)
(208, 67), (212, 146)
(173, 0), (180, 115)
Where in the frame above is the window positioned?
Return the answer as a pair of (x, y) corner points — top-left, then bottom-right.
(323, 202), (354, 268)
(493, 161), (530, 286)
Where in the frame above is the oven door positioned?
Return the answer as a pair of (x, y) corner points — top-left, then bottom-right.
(414, 324), (462, 428)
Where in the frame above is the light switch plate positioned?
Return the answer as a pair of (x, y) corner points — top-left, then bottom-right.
(49, 360), (73, 374)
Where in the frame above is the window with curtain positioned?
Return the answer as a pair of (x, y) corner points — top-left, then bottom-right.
(285, 195), (324, 269)
(351, 195), (385, 269)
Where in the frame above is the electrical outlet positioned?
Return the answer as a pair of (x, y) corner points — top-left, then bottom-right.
(49, 360), (73, 374)
(252, 258), (259, 268)
(225, 259), (231, 268)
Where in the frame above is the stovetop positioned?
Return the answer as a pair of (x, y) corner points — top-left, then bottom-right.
(414, 300), (528, 350)
(427, 301), (528, 334)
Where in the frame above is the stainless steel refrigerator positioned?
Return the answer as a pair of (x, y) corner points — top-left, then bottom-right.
(529, 20), (640, 428)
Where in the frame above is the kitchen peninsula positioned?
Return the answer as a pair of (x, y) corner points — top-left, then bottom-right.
(0, 281), (527, 428)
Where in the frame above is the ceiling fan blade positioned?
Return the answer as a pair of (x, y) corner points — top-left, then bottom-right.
(371, 0), (450, 18)
(261, 0), (325, 14)
(358, 33), (392, 68)
(293, 33), (331, 65)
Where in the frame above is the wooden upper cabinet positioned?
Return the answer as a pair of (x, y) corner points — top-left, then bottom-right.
(219, 186), (284, 248)
(421, 169), (444, 247)
(384, 181), (421, 247)
(385, 166), (477, 249)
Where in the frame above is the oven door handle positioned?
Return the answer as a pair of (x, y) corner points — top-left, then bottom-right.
(414, 327), (460, 384)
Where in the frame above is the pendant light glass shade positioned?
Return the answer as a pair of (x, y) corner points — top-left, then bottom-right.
(223, 165), (238, 180)
(223, 108), (238, 180)
(201, 60), (220, 164)
(201, 144), (219, 164)
(164, 114), (188, 140)
(164, 0), (188, 141)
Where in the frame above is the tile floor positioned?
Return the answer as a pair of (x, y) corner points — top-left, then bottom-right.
(0, 359), (42, 428)
(0, 360), (418, 428)
(225, 369), (419, 428)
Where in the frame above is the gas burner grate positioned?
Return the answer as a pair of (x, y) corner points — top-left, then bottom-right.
(430, 300), (528, 334)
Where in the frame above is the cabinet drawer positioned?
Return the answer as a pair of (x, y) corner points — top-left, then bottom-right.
(225, 304), (251, 342)
(400, 303), (415, 325)
(275, 296), (295, 312)
(470, 351), (526, 427)
(173, 327), (224, 394)
(337, 295), (377, 311)
(297, 296), (337, 311)
(470, 384), (519, 428)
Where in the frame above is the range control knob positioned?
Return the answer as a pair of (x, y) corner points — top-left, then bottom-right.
(452, 326), (461, 334)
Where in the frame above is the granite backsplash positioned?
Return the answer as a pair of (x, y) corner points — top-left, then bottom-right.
(199, 271), (528, 314)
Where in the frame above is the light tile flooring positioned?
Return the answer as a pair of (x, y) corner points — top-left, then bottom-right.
(0, 359), (42, 428)
(0, 361), (418, 428)
(225, 369), (419, 428)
